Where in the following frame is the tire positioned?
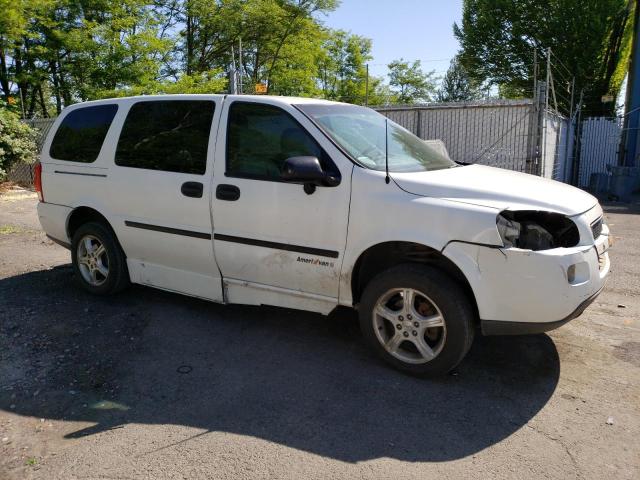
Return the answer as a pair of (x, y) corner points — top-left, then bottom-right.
(71, 221), (130, 295)
(359, 263), (475, 376)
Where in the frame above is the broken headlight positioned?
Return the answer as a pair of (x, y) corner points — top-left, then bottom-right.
(496, 211), (580, 251)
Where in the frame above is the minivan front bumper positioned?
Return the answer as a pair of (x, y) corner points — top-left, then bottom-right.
(480, 285), (604, 335)
(442, 222), (611, 335)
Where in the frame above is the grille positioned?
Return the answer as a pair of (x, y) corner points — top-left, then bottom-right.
(591, 217), (603, 239)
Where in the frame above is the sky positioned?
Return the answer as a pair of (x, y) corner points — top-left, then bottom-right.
(321, 0), (464, 80)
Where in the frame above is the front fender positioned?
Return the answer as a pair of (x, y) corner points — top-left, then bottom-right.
(339, 168), (501, 305)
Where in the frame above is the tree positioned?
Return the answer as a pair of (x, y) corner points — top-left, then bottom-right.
(0, 0), (173, 116)
(96, 70), (228, 98)
(0, 0), (53, 115)
(387, 59), (438, 104)
(180, 0), (337, 94)
(317, 29), (372, 103)
(436, 56), (483, 102)
(1, 0), (378, 110)
(454, 0), (634, 115)
(0, 106), (37, 179)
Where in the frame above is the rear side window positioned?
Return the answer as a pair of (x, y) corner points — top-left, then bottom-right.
(49, 104), (118, 163)
(115, 100), (215, 175)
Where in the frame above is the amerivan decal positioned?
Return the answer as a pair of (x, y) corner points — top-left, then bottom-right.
(297, 256), (335, 268)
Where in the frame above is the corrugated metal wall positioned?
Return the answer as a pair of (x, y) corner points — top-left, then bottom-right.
(16, 102), (583, 186)
(577, 117), (622, 188)
(376, 100), (534, 173)
(541, 112), (572, 182)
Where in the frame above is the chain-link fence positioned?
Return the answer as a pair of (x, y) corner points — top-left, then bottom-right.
(24, 118), (56, 150)
(6, 91), (588, 189)
(5, 118), (56, 185)
(376, 100), (536, 173)
(376, 99), (572, 182)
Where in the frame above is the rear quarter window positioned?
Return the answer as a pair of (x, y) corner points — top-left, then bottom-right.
(115, 100), (215, 175)
(49, 104), (118, 163)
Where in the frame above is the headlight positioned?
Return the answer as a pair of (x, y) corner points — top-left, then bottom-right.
(496, 211), (579, 251)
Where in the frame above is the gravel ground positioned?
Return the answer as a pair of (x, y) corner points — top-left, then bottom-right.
(1, 186), (639, 480)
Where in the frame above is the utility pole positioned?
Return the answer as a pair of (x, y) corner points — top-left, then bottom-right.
(365, 63), (369, 106)
(230, 45), (237, 94)
(18, 87), (26, 119)
(621, 0), (640, 166)
(238, 37), (243, 94)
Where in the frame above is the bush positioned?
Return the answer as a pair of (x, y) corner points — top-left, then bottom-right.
(0, 108), (38, 180)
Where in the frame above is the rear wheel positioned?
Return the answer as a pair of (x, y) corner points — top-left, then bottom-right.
(71, 222), (130, 295)
(359, 263), (474, 376)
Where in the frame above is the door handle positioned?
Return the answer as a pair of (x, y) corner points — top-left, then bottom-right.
(216, 184), (240, 201)
(181, 181), (203, 198)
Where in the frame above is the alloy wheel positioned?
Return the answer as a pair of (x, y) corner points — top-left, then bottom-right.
(372, 288), (447, 364)
(76, 234), (109, 286)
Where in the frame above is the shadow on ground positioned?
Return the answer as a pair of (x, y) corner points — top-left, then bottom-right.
(0, 265), (560, 462)
(601, 195), (640, 215)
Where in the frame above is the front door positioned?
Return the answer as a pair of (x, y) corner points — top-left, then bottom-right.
(211, 99), (352, 311)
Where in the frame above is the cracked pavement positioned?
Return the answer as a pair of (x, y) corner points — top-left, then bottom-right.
(1, 188), (639, 479)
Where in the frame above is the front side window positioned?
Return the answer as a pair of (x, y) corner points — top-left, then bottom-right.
(115, 100), (215, 175)
(296, 103), (456, 172)
(49, 104), (118, 163)
(226, 102), (333, 181)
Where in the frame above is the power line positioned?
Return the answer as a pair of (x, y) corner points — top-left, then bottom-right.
(367, 58), (455, 68)
(548, 48), (574, 78)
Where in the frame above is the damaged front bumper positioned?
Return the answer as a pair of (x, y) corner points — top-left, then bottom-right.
(443, 222), (611, 336)
(480, 285), (604, 335)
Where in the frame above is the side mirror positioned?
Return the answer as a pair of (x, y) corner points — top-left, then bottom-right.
(281, 156), (340, 188)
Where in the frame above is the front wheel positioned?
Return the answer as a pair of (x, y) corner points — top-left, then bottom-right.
(359, 264), (475, 376)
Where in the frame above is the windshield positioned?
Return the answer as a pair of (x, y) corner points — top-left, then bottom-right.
(296, 104), (456, 172)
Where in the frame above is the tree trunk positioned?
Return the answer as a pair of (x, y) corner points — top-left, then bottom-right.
(57, 54), (72, 106)
(27, 88), (37, 118)
(38, 85), (49, 118)
(50, 60), (62, 114)
(186, 14), (194, 75)
(13, 46), (30, 116)
(0, 46), (10, 98)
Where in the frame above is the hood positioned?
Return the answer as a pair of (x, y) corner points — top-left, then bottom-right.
(392, 164), (597, 216)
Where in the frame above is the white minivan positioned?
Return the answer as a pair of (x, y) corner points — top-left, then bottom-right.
(35, 94), (611, 376)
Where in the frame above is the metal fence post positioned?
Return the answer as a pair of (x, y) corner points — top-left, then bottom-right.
(532, 81), (547, 177)
(526, 50), (539, 175)
(571, 90), (585, 186)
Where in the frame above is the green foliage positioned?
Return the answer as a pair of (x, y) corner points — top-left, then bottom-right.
(97, 70), (228, 98)
(0, 0), (442, 110)
(0, 107), (38, 179)
(387, 59), (438, 104)
(436, 56), (483, 102)
(0, 0), (352, 110)
(267, 18), (325, 97)
(365, 77), (393, 106)
(454, 0), (634, 115)
(180, 0), (338, 95)
(0, 0), (174, 115)
(317, 29), (372, 103)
